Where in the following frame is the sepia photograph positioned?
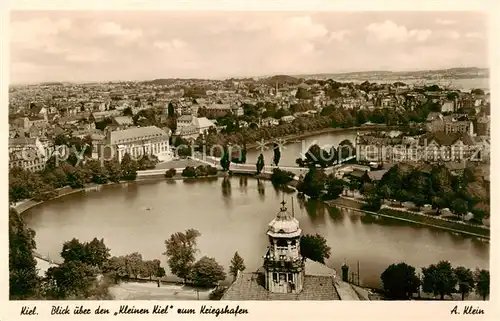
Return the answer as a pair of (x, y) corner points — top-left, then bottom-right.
(7, 6), (492, 308)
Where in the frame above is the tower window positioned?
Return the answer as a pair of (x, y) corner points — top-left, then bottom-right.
(273, 273), (278, 282)
(276, 239), (287, 247)
(288, 273), (293, 282)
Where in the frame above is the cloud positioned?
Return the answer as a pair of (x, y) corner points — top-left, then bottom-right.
(65, 50), (107, 63)
(465, 32), (483, 39)
(9, 12), (488, 83)
(10, 17), (72, 51)
(95, 21), (143, 45)
(328, 30), (350, 42)
(436, 19), (457, 25)
(153, 39), (187, 51)
(436, 30), (461, 40)
(366, 20), (432, 43)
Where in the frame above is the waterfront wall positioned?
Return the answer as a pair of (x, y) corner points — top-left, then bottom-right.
(327, 197), (490, 240)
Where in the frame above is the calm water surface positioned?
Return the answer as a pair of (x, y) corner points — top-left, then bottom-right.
(245, 130), (358, 166)
(24, 177), (489, 289)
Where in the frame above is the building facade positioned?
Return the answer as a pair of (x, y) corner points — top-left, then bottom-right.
(9, 137), (52, 172)
(356, 132), (485, 164)
(103, 126), (173, 163)
(445, 120), (474, 136)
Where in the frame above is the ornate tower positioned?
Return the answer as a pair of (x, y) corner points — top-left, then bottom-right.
(263, 200), (305, 294)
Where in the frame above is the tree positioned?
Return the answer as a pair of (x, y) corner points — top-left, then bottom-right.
(412, 193), (427, 211)
(295, 87), (312, 100)
(338, 139), (355, 161)
(9, 208), (40, 299)
(431, 196), (446, 214)
(421, 261), (457, 300)
(82, 135), (93, 158)
(120, 153), (138, 181)
(273, 143), (281, 167)
(475, 269), (489, 300)
(380, 262), (421, 300)
(220, 147), (231, 171)
(304, 144), (333, 168)
(85, 238), (111, 269)
(325, 178), (345, 200)
(124, 252), (143, 279)
(141, 260), (157, 280)
(45, 261), (98, 299)
(102, 256), (128, 283)
(60, 238), (110, 269)
(104, 160), (121, 182)
(85, 159), (108, 184)
(66, 168), (87, 188)
(241, 145), (247, 164)
(190, 256), (227, 287)
(229, 252), (246, 280)
(451, 198), (468, 219)
(123, 107), (133, 117)
(256, 153), (264, 175)
(167, 103), (175, 117)
(297, 168), (328, 199)
(379, 185), (392, 200)
(299, 234), (331, 264)
(446, 92), (459, 101)
(471, 88), (485, 96)
(270, 168), (294, 186)
(164, 229), (201, 283)
(165, 168), (177, 178)
(61, 238), (88, 263)
(182, 166), (197, 178)
(454, 266), (475, 300)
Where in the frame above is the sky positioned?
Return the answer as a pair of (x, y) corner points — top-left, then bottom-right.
(9, 11), (489, 84)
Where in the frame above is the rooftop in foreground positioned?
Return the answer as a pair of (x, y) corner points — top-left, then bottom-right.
(221, 259), (365, 301)
(221, 273), (341, 300)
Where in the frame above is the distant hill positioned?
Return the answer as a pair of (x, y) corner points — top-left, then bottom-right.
(142, 79), (177, 85)
(260, 75), (302, 86)
(296, 67), (489, 80)
(39, 82), (65, 86)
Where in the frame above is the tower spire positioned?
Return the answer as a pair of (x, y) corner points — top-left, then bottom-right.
(280, 193), (287, 211)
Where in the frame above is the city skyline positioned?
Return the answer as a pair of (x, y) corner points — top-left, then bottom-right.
(10, 11), (488, 84)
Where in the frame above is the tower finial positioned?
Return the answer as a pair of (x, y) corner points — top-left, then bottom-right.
(280, 192), (287, 211)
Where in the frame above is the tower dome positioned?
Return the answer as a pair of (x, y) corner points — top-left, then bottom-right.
(267, 200), (301, 238)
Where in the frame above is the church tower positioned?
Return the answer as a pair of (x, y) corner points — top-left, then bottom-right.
(263, 199), (305, 294)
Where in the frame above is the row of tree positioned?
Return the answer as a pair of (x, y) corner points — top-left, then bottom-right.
(294, 159), (489, 223)
(9, 151), (147, 204)
(364, 163), (490, 221)
(381, 261), (490, 300)
(192, 107), (399, 152)
(295, 141), (355, 168)
(181, 165), (218, 178)
(296, 168), (346, 200)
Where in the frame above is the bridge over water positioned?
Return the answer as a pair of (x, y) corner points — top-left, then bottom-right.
(137, 154), (355, 180)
